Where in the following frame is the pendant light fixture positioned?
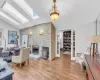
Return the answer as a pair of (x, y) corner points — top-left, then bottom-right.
(50, 0), (59, 21)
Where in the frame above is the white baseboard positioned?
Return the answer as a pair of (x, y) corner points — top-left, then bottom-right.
(71, 57), (75, 61)
(56, 54), (60, 57)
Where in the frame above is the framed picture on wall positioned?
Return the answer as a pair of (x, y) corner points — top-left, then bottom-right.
(8, 31), (17, 44)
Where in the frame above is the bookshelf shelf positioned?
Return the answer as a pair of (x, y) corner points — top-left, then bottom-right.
(63, 31), (71, 51)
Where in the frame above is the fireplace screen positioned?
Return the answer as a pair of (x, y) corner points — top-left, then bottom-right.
(32, 45), (39, 54)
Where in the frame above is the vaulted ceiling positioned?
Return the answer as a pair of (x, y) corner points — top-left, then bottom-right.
(0, 0), (100, 29)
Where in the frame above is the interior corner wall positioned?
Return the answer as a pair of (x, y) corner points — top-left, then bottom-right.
(51, 23), (56, 60)
(0, 19), (20, 48)
(97, 22), (100, 53)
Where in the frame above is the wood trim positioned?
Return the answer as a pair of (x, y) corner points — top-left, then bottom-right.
(85, 55), (100, 80)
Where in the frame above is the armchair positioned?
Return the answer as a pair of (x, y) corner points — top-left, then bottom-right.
(76, 52), (89, 70)
(75, 47), (90, 70)
(12, 47), (30, 67)
(76, 53), (85, 69)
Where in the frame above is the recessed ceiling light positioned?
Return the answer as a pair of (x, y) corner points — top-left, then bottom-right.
(13, 0), (39, 19)
(2, 2), (29, 24)
(0, 11), (20, 25)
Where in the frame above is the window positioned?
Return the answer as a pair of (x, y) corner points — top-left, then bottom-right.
(0, 11), (20, 25)
(2, 2), (29, 24)
(13, 0), (39, 19)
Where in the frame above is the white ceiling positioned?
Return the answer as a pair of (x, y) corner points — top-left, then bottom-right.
(0, 0), (100, 29)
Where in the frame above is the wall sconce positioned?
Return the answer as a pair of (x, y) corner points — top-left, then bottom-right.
(39, 30), (44, 35)
(29, 31), (32, 36)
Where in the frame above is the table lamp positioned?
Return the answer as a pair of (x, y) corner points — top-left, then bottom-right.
(88, 35), (100, 57)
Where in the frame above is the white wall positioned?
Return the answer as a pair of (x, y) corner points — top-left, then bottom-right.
(0, 19), (20, 48)
(75, 23), (96, 53)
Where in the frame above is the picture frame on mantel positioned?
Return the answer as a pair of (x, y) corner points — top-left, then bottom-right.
(8, 31), (17, 44)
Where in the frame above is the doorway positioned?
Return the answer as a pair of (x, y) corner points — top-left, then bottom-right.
(63, 31), (71, 55)
(57, 30), (75, 60)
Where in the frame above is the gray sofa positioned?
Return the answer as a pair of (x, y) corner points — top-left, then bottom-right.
(0, 47), (20, 63)
(0, 51), (12, 63)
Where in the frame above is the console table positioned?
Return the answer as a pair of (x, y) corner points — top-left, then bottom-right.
(85, 55), (100, 80)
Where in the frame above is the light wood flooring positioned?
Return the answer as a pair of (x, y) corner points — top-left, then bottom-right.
(11, 54), (86, 80)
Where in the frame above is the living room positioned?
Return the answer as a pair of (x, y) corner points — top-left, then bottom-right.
(0, 0), (100, 80)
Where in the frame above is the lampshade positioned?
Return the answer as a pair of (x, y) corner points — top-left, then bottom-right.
(88, 35), (100, 43)
(39, 30), (44, 35)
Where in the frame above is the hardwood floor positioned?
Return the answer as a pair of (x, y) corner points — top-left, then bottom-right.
(11, 54), (86, 80)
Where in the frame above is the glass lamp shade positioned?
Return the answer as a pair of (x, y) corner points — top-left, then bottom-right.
(50, 12), (59, 21)
(39, 30), (44, 35)
(29, 31), (32, 36)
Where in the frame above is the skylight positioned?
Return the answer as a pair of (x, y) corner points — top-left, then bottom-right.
(2, 2), (29, 24)
(0, 11), (20, 25)
(13, 0), (39, 19)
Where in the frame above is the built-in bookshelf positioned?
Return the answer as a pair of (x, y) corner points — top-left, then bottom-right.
(63, 31), (71, 51)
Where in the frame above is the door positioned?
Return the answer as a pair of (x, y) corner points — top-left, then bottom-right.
(22, 35), (29, 47)
(71, 30), (75, 60)
(57, 34), (60, 57)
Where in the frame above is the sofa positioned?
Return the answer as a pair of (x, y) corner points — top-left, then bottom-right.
(0, 58), (14, 80)
(0, 51), (12, 63)
(0, 47), (3, 56)
(0, 47), (20, 63)
(76, 52), (89, 70)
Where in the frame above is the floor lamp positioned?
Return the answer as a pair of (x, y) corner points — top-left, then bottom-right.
(88, 35), (100, 57)
(15, 35), (19, 47)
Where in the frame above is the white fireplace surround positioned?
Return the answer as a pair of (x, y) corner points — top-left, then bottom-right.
(29, 45), (49, 60)
(42, 47), (49, 59)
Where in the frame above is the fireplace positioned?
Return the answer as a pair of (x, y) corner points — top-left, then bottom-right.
(32, 45), (39, 54)
(42, 47), (49, 59)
